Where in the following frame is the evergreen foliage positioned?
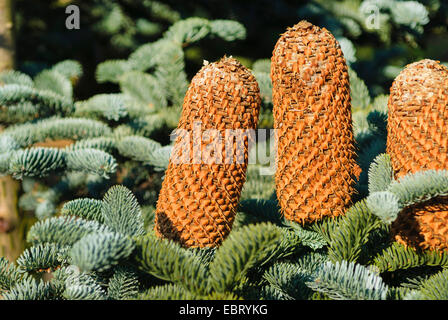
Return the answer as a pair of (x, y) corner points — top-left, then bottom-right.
(2, 1), (448, 301)
(306, 260), (389, 300)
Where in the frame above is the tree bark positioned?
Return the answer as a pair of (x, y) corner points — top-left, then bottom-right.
(0, 0), (24, 261)
(0, 0), (15, 70)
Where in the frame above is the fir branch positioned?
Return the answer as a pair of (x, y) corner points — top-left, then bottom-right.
(0, 70), (33, 87)
(34, 70), (73, 100)
(0, 84), (74, 120)
(127, 42), (157, 72)
(237, 199), (283, 226)
(51, 60), (83, 82)
(372, 94), (389, 113)
(190, 247), (217, 271)
(2, 278), (55, 300)
(144, 1), (180, 23)
(65, 148), (117, 178)
(296, 251), (330, 275)
(26, 216), (112, 246)
(368, 153), (393, 193)
(16, 243), (69, 273)
(107, 266), (140, 300)
(134, 233), (210, 295)
(209, 20), (246, 41)
(282, 220), (327, 250)
(64, 284), (106, 300)
(137, 283), (199, 300)
(417, 268), (448, 300)
(96, 60), (133, 84)
(63, 271), (107, 300)
(61, 198), (104, 223)
(239, 165), (276, 200)
(390, 1), (429, 30)
(208, 223), (282, 293)
(387, 169), (448, 208)
(136, 19), (162, 36)
(3, 117), (112, 148)
(367, 110), (388, 137)
(386, 286), (413, 300)
(205, 291), (241, 300)
(262, 262), (313, 300)
(101, 185), (145, 237)
(355, 131), (387, 172)
(35, 199), (57, 220)
(306, 260), (388, 300)
(0, 257), (25, 291)
(327, 200), (382, 263)
(366, 191), (401, 224)
(252, 59), (271, 74)
(118, 71), (167, 109)
(0, 154), (10, 174)
(116, 135), (162, 165)
(70, 137), (117, 153)
(74, 94), (128, 121)
(348, 67), (371, 111)
(373, 242), (448, 273)
(8, 147), (66, 179)
(0, 134), (20, 153)
(274, 229), (303, 260)
(115, 114), (167, 138)
(253, 71), (272, 104)
(7, 146), (117, 179)
(164, 17), (211, 44)
(141, 205), (156, 231)
(260, 285), (291, 300)
(403, 290), (425, 300)
(153, 41), (188, 107)
(147, 145), (172, 171)
(309, 215), (342, 245)
(70, 232), (135, 272)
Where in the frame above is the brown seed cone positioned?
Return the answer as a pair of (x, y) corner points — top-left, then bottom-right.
(387, 59), (448, 178)
(154, 57), (261, 248)
(391, 197), (448, 251)
(387, 59), (448, 251)
(271, 20), (360, 224)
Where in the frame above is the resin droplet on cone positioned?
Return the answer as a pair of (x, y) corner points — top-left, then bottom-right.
(387, 59), (448, 251)
(155, 57), (261, 248)
(271, 20), (360, 224)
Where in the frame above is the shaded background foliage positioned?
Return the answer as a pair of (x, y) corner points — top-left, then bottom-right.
(14, 0), (448, 100)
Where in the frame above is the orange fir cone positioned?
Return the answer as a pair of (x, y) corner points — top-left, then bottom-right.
(391, 198), (448, 251)
(271, 20), (360, 224)
(154, 57), (261, 248)
(387, 59), (448, 251)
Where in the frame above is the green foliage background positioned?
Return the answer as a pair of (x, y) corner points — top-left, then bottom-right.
(0, 0), (448, 300)
(15, 0), (448, 98)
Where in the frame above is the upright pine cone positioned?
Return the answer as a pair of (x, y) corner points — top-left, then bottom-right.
(271, 20), (360, 224)
(154, 57), (261, 248)
(388, 59), (448, 251)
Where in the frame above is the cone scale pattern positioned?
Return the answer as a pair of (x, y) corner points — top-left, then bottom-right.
(155, 57), (261, 248)
(391, 198), (448, 251)
(388, 59), (448, 251)
(271, 20), (360, 224)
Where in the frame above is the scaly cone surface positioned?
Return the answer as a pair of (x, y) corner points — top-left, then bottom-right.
(154, 57), (261, 248)
(388, 59), (448, 251)
(271, 20), (360, 224)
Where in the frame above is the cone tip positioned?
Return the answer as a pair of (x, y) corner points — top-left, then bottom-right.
(403, 58), (446, 72)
